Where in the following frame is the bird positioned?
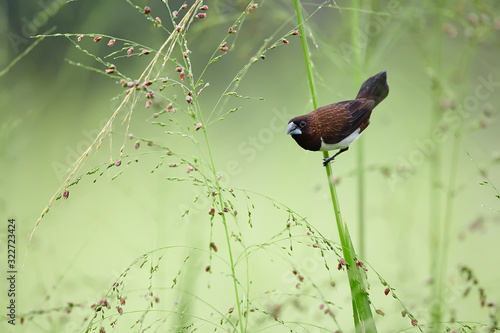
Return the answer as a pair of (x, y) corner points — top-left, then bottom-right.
(287, 71), (389, 166)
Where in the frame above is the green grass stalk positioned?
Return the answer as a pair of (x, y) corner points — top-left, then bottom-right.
(437, 37), (475, 330)
(194, 84), (245, 333)
(183, 34), (245, 331)
(428, 8), (445, 329)
(350, 0), (366, 259)
(293, 1), (377, 331)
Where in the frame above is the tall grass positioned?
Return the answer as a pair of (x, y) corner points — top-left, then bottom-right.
(7, 1), (500, 332)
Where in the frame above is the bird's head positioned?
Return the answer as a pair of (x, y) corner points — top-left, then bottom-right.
(287, 115), (321, 151)
(287, 116), (308, 136)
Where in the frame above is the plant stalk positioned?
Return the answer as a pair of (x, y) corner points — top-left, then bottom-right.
(293, 1), (377, 331)
(189, 62), (245, 333)
(351, 0), (366, 259)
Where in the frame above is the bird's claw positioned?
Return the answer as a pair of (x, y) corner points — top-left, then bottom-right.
(322, 157), (335, 167)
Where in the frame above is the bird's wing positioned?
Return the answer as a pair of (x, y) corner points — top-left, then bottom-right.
(317, 99), (375, 144)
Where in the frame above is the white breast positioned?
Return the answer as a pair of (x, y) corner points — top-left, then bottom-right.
(319, 128), (362, 151)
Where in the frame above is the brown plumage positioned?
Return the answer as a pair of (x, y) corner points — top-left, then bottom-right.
(287, 71), (389, 166)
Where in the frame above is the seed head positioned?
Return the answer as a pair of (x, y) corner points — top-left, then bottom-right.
(145, 100), (152, 108)
(63, 190), (69, 199)
(201, 5), (208, 10)
(128, 133), (133, 139)
(197, 13), (206, 19)
(209, 208), (215, 215)
(443, 23), (458, 38)
(146, 90), (154, 99)
(172, 11), (178, 18)
(292, 30), (299, 35)
(186, 95), (193, 103)
(210, 242), (218, 252)
(252, 4), (258, 8)
(221, 46), (228, 52)
(468, 13), (478, 26)
(107, 39), (115, 46)
(127, 48), (134, 55)
(77, 35), (83, 42)
(312, 243), (319, 248)
(115, 160), (121, 167)
(411, 319), (418, 326)
(282, 38), (289, 44)
(306, 230), (311, 235)
(175, 66), (183, 72)
(339, 258), (346, 266)
(166, 104), (173, 111)
(144, 6), (151, 14)
(205, 265), (210, 272)
(384, 288), (390, 295)
(195, 123), (202, 130)
(93, 36), (101, 42)
(176, 25), (181, 32)
(135, 141), (140, 150)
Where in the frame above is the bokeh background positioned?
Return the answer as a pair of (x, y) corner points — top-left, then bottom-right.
(1, 0), (500, 332)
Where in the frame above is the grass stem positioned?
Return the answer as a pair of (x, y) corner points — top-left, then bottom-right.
(293, 1), (377, 331)
(350, 0), (366, 259)
(190, 62), (245, 333)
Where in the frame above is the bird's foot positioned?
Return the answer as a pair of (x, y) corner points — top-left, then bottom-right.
(322, 156), (335, 167)
(322, 147), (349, 167)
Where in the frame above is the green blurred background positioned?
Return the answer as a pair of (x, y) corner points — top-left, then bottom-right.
(1, 0), (500, 332)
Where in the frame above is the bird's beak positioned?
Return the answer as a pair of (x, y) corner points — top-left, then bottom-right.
(287, 122), (302, 135)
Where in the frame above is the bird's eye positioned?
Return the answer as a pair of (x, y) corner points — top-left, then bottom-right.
(299, 120), (307, 128)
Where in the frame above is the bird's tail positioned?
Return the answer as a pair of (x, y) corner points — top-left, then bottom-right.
(355, 71), (389, 106)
